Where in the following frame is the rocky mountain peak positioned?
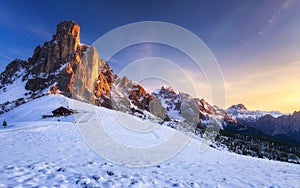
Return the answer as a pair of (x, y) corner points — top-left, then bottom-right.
(0, 21), (110, 112)
(153, 86), (177, 99)
(24, 22), (86, 97)
(54, 21), (80, 50)
(1, 20), (299, 147)
(55, 21), (80, 38)
(161, 86), (176, 93)
(2, 21), (158, 116)
(26, 21), (83, 75)
(292, 111), (300, 117)
(229, 104), (248, 111)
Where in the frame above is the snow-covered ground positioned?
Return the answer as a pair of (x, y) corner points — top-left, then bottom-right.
(0, 76), (28, 104)
(0, 95), (299, 187)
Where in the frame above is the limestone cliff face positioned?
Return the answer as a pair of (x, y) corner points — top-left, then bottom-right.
(24, 21), (86, 96)
(72, 46), (99, 103)
(21, 21), (117, 105)
(32, 21), (81, 74)
(72, 46), (115, 105)
(1, 20), (111, 106)
(0, 21), (155, 117)
(95, 59), (116, 108)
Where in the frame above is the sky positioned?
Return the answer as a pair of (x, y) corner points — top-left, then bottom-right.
(0, 0), (300, 113)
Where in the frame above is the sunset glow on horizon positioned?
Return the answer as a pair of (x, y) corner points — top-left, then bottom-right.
(224, 60), (300, 113)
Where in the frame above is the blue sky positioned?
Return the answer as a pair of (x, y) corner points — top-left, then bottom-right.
(1, 0), (300, 112)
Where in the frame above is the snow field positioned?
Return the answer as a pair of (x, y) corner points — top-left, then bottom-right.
(0, 95), (299, 187)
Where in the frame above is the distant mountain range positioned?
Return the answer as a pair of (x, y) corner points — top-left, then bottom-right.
(226, 104), (300, 144)
(0, 21), (299, 163)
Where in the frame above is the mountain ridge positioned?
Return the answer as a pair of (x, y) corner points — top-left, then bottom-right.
(1, 20), (299, 152)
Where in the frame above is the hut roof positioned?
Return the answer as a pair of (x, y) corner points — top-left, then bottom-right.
(52, 106), (74, 116)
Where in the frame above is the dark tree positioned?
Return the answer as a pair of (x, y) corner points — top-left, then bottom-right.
(2, 120), (7, 128)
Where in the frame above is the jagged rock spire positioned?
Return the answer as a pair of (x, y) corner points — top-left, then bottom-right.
(0, 21), (153, 115)
(55, 21), (80, 41)
(25, 21), (87, 96)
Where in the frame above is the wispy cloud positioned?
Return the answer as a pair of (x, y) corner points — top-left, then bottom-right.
(5, 48), (29, 57)
(228, 0), (297, 66)
(257, 0), (295, 36)
(107, 43), (158, 73)
(290, 61), (300, 67)
(0, 54), (14, 61)
(24, 24), (52, 39)
(0, 5), (51, 40)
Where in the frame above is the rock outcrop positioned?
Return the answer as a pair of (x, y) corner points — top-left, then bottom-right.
(153, 86), (236, 126)
(180, 93), (200, 125)
(129, 84), (154, 111)
(1, 20), (300, 149)
(2, 21), (118, 105)
(0, 21), (241, 124)
(21, 21), (154, 109)
(0, 59), (27, 86)
(111, 76), (154, 113)
(152, 86), (181, 112)
(72, 46), (101, 103)
(24, 21), (87, 96)
(0, 21), (159, 117)
(149, 99), (166, 120)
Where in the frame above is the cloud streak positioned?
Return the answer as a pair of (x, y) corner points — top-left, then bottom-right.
(0, 4), (51, 40)
(25, 24), (52, 40)
(257, 0), (295, 36)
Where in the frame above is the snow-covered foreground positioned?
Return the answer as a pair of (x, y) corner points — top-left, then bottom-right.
(0, 95), (299, 187)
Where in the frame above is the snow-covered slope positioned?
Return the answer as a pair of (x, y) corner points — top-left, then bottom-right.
(0, 95), (299, 187)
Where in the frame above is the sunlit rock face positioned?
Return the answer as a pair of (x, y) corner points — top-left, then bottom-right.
(0, 20), (159, 119)
(72, 46), (100, 103)
(111, 76), (155, 113)
(19, 21), (115, 104)
(24, 21), (87, 96)
(149, 99), (167, 120)
(129, 84), (154, 111)
(2, 21), (300, 149)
